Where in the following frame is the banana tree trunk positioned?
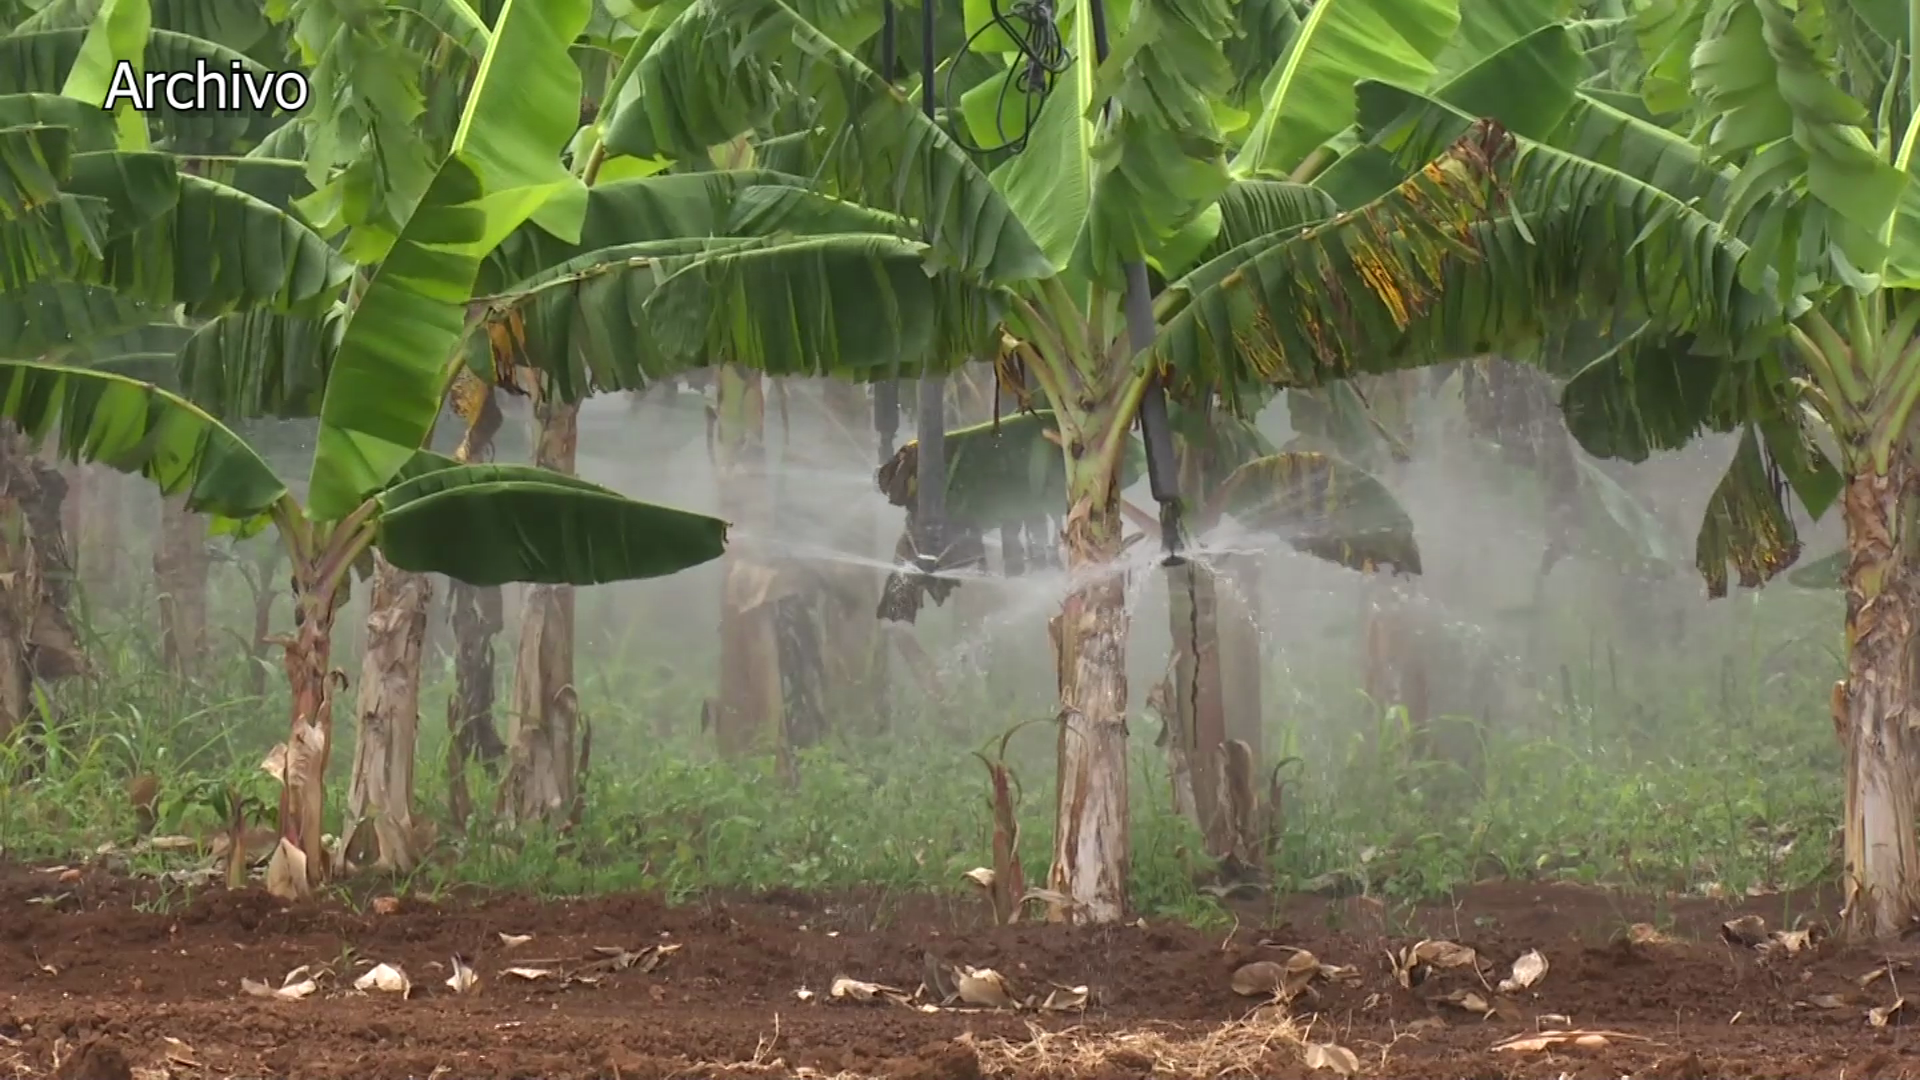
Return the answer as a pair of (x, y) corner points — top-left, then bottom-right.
(446, 577), (506, 829)
(1166, 560), (1230, 856)
(1839, 458), (1920, 939)
(0, 442), (31, 752)
(500, 395), (581, 827)
(344, 553), (433, 871)
(1048, 489), (1131, 924)
(713, 366), (782, 758)
(446, 383), (507, 830)
(272, 579), (341, 895)
(154, 496), (208, 678)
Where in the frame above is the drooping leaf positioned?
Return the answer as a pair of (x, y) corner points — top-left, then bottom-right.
(875, 409), (1145, 528)
(178, 307), (340, 419)
(0, 281), (160, 358)
(0, 359), (287, 520)
(618, 0), (1052, 284)
(374, 463), (728, 586)
(1205, 450), (1422, 574)
(1694, 424), (1801, 598)
(1154, 122), (1774, 408)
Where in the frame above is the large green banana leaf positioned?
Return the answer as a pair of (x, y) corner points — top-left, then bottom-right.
(0, 281), (160, 358)
(0, 359), (289, 520)
(22, 0), (277, 57)
(1231, 0), (1461, 179)
(608, 0), (1051, 286)
(1684, 0), (1908, 290)
(374, 462), (729, 585)
(2, 27), (285, 150)
(59, 0), (148, 150)
(304, 0), (593, 520)
(0, 127), (348, 313)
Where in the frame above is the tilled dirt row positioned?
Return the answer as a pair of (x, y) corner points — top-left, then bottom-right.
(3, 865), (1916, 1079)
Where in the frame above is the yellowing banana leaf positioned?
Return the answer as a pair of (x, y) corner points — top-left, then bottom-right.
(1695, 425), (1801, 599)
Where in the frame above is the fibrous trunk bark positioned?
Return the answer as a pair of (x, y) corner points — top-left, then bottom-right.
(0, 425), (83, 759)
(345, 553), (433, 871)
(712, 366), (782, 758)
(500, 394), (581, 828)
(154, 496), (208, 678)
(1838, 457), (1920, 940)
(1048, 496), (1131, 924)
(271, 581), (341, 895)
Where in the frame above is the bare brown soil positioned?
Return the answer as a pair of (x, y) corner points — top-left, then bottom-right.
(3, 863), (1917, 1079)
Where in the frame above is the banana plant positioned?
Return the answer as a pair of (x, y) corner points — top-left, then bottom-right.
(445, 0), (1771, 920)
(0, 0), (734, 896)
(879, 404), (1418, 867)
(1563, 0), (1920, 940)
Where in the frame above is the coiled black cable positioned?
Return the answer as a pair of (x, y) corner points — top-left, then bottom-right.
(942, 0), (1073, 154)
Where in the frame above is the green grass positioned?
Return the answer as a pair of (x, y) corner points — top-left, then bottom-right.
(0, 540), (1845, 926)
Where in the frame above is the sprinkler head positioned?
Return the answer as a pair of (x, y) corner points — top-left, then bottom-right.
(912, 553), (941, 575)
(1159, 552), (1188, 568)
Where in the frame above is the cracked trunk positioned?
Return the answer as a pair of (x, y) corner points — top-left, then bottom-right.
(1166, 560), (1229, 857)
(345, 553), (433, 871)
(154, 496), (208, 678)
(1048, 493), (1131, 924)
(500, 394), (581, 827)
(1839, 456), (1920, 939)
